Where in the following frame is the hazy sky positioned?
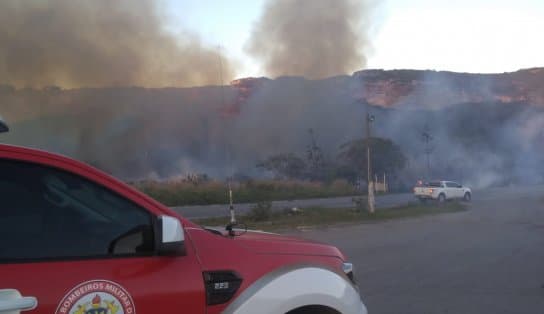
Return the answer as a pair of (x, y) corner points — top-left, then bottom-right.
(166, 0), (544, 78)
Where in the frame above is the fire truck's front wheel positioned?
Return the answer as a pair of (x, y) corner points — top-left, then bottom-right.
(286, 305), (341, 314)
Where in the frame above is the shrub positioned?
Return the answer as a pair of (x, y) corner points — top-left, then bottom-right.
(249, 201), (273, 221)
(282, 206), (304, 216)
(352, 197), (368, 212)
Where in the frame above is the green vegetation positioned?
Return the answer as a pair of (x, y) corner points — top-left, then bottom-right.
(336, 137), (407, 183)
(132, 136), (407, 207)
(132, 179), (357, 206)
(194, 202), (467, 232)
(247, 201), (273, 221)
(257, 153), (307, 180)
(258, 136), (407, 185)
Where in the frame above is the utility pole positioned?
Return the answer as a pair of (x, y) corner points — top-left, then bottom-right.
(421, 123), (434, 180)
(365, 108), (375, 214)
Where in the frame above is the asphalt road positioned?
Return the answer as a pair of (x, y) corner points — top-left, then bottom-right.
(296, 185), (544, 314)
(172, 192), (413, 219)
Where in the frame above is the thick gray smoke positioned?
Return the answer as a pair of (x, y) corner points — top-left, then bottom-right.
(0, 0), (234, 88)
(246, 0), (373, 78)
(2, 69), (544, 190)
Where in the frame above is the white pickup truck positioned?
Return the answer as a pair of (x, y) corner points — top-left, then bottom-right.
(414, 180), (472, 202)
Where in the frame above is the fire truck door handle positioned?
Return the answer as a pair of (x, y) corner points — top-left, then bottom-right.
(0, 289), (38, 313)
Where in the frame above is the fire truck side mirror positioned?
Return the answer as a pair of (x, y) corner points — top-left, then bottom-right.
(156, 216), (186, 256)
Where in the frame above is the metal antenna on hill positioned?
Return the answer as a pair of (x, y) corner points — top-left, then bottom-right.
(421, 123), (434, 180)
(307, 128), (324, 170)
(217, 45), (237, 233)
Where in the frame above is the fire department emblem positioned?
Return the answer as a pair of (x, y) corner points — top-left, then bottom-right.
(55, 280), (135, 314)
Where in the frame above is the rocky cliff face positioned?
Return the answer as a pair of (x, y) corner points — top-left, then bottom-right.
(231, 68), (544, 109)
(355, 68), (544, 107)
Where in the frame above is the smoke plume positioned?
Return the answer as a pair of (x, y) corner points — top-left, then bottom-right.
(0, 0), (234, 88)
(246, 0), (373, 78)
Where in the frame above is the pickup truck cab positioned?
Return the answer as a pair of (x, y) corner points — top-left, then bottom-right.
(0, 143), (366, 314)
(414, 180), (471, 202)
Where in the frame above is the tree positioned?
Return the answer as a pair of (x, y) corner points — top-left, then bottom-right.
(337, 137), (407, 183)
(257, 153), (307, 179)
(305, 128), (328, 181)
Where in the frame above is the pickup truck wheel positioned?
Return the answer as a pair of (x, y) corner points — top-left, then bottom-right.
(438, 193), (446, 203)
(286, 305), (340, 314)
(463, 192), (471, 202)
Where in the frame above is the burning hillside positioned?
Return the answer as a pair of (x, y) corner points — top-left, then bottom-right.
(2, 67), (544, 189)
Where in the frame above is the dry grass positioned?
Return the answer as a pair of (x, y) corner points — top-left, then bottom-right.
(131, 179), (357, 206)
(195, 202), (467, 232)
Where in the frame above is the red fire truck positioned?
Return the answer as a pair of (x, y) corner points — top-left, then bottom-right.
(0, 121), (367, 314)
